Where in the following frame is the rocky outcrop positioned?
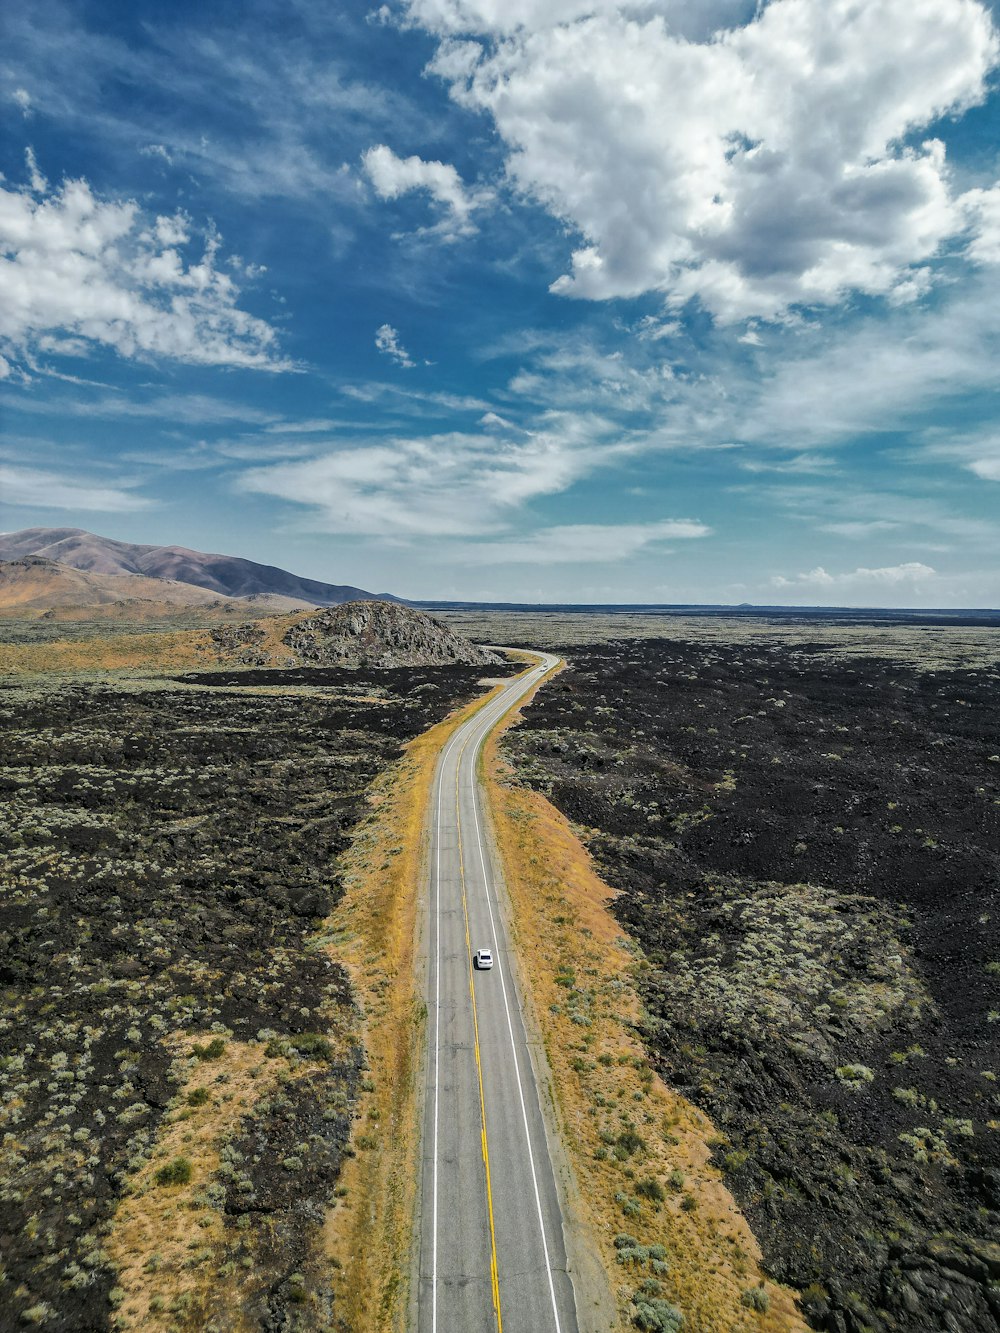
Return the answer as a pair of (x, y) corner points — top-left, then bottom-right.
(208, 623), (271, 665)
(282, 600), (503, 668)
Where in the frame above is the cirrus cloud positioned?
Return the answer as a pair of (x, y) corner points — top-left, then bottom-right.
(457, 517), (710, 563)
(235, 406), (631, 537)
(0, 463), (150, 512)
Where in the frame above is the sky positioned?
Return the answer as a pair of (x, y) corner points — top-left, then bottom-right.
(1, 0), (1000, 606)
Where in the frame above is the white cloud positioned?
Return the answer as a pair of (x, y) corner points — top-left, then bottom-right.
(140, 143), (174, 165)
(634, 315), (680, 342)
(962, 185), (1000, 264)
(13, 88), (32, 116)
(0, 463), (150, 511)
(338, 380), (491, 413)
(362, 143), (488, 236)
(416, 0), (999, 320)
(237, 415), (615, 537)
(772, 561), (936, 588)
(24, 146), (47, 194)
(375, 322), (415, 367)
(409, 1), (771, 46)
(458, 517), (710, 563)
(0, 159), (289, 372)
(916, 428), (1000, 482)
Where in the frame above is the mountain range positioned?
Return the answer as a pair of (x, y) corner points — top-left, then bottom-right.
(0, 528), (396, 606)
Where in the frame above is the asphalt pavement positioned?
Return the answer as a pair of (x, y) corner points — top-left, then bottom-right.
(416, 652), (581, 1333)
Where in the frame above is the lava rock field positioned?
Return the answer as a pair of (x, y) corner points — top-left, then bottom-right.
(504, 636), (1000, 1333)
(0, 664), (496, 1332)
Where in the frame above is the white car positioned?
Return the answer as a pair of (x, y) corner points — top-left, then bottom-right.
(473, 948), (494, 970)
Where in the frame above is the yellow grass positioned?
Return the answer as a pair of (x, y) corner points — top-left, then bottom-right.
(0, 630), (218, 674)
(483, 671), (809, 1333)
(107, 1037), (284, 1332)
(320, 677), (513, 1331)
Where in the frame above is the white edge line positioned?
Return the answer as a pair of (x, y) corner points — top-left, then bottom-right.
(467, 659), (565, 1332)
(431, 746), (442, 1333)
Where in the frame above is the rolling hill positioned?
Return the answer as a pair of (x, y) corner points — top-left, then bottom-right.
(0, 528), (397, 605)
(0, 557), (310, 620)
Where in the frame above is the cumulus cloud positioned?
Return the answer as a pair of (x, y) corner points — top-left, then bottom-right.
(375, 322), (415, 367)
(12, 88), (32, 116)
(414, 0), (1000, 320)
(403, 0), (728, 37)
(458, 517), (710, 563)
(772, 562), (936, 588)
(362, 143), (489, 236)
(0, 154), (289, 373)
(0, 463), (150, 511)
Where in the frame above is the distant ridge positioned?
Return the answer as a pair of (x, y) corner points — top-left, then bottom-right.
(0, 557), (311, 619)
(0, 528), (399, 607)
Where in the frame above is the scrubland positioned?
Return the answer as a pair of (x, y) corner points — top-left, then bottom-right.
(0, 663), (500, 1331)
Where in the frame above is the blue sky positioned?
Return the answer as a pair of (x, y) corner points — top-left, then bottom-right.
(2, 0), (999, 605)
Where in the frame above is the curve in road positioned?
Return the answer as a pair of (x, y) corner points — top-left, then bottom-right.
(417, 652), (580, 1333)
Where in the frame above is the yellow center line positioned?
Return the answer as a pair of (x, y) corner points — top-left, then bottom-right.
(455, 723), (504, 1333)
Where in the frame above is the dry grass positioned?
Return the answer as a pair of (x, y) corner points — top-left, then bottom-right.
(320, 678), (513, 1332)
(107, 1037), (285, 1333)
(0, 629), (219, 674)
(484, 683), (809, 1333)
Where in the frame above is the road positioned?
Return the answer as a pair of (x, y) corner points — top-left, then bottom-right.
(416, 651), (581, 1333)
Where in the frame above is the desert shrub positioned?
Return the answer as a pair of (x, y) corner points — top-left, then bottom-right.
(154, 1156), (192, 1187)
(741, 1286), (771, 1312)
(187, 1087), (211, 1106)
(834, 1064), (874, 1088)
(288, 1032), (332, 1060)
(616, 1127), (646, 1158)
(633, 1293), (684, 1331)
(636, 1176), (666, 1202)
(192, 1037), (226, 1061)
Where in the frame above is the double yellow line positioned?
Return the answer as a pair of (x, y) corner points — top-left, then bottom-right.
(454, 728), (504, 1333)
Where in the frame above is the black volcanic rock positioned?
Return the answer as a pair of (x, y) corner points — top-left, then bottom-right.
(0, 527), (398, 605)
(503, 635), (1000, 1333)
(283, 599), (503, 667)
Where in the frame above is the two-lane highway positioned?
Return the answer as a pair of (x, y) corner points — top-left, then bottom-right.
(416, 652), (580, 1333)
